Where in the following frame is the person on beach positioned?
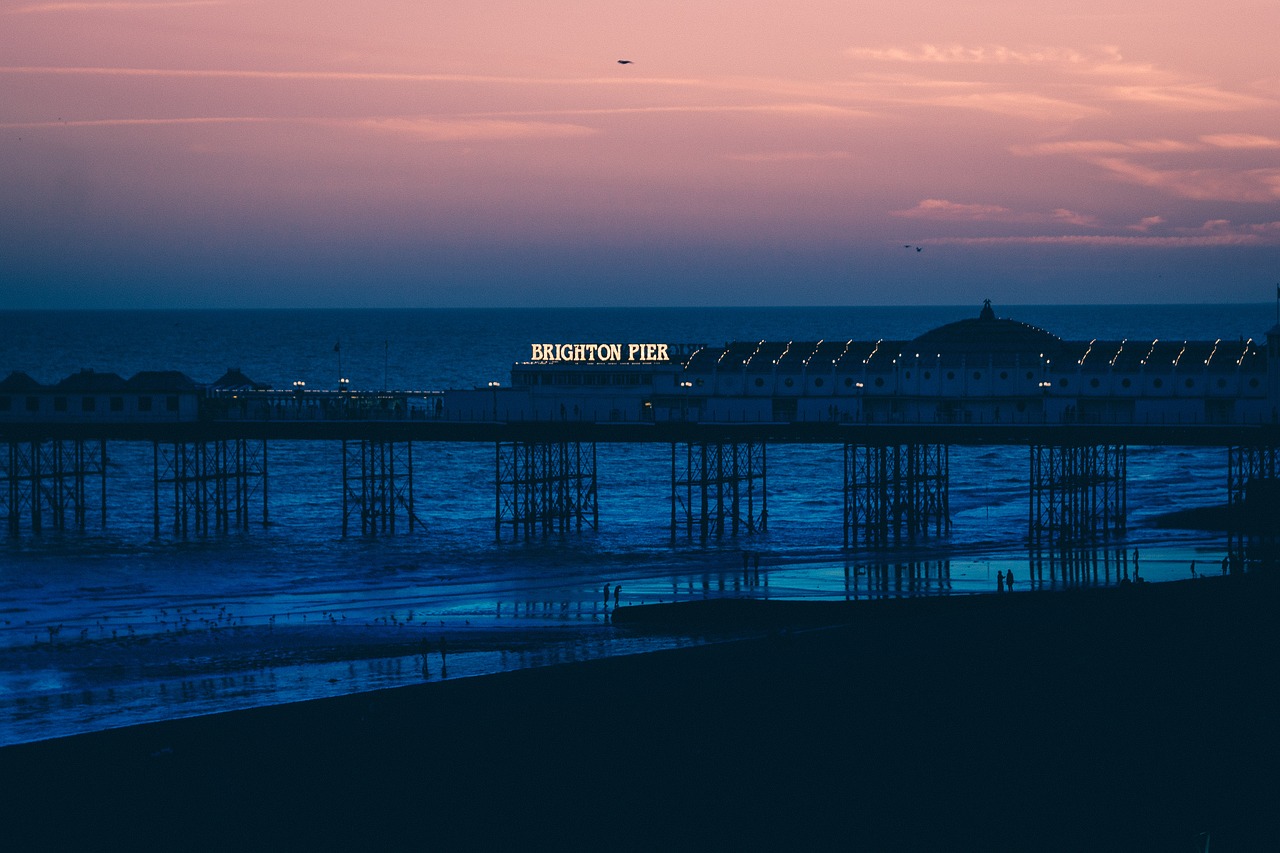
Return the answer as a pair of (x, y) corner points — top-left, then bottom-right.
(603, 583), (610, 606)
(1191, 560), (1197, 576)
(614, 585), (621, 607)
(1006, 569), (1014, 591)
(1221, 555), (1229, 575)
(997, 572), (1005, 592)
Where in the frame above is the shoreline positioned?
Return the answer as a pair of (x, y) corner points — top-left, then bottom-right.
(0, 527), (1250, 747)
(3, 571), (1278, 850)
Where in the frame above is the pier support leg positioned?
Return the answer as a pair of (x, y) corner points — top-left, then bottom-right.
(670, 440), (767, 540)
(341, 439), (421, 536)
(843, 444), (949, 548)
(495, 441), (598, 540)
(1227, 445), (1279, 565)
(1029, 444), (1126, 546)
(154, 439), (267, 537)
(2, 439), (106, 535)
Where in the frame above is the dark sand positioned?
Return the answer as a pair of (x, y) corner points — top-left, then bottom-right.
(3, 573), (1277, 851)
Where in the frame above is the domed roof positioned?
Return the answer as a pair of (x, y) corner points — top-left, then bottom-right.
(910, 300), (1061, 355)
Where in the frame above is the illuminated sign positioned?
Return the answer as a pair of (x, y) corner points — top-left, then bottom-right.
(531, 343), (670, 363)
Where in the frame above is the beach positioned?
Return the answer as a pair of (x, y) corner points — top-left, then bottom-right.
(3, 569), (1276, 851)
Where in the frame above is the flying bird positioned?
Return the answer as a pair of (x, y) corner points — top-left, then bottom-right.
(617, 59), (633, 64)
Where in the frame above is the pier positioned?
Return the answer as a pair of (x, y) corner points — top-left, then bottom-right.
(4, 304), (1279, 548)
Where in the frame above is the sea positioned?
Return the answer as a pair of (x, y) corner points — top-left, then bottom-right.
(0, 304), (1271, 746)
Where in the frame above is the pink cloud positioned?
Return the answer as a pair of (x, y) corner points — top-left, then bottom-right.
(1088, 156), (1280, 202)
(1201, 133), (1280, 149)
(8, 1), (223, 11)
(845, 44), (1122, 67)
(358, 117), (597, 142)
(893, 199), (1012, 220)
(1127, 215), (1165, 232)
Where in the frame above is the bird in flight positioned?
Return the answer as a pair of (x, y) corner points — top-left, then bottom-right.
(617, 59), (633, 65)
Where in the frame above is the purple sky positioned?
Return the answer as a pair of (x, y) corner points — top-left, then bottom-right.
(2, 1), (1278, 307)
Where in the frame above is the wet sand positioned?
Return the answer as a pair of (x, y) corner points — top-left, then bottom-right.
(3, 571), (1278, 851)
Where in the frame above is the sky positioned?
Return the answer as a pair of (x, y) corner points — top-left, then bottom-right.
(1, 0), (1278, 308)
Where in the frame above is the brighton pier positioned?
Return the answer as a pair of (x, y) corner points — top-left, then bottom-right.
(3, 303), (1278, 547)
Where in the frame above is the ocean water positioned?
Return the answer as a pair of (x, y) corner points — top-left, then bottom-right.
(0, 304), (1268, 744)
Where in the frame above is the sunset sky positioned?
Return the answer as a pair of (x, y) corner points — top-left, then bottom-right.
(2, 0), (1277, 308)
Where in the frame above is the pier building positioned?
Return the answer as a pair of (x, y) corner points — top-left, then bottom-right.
(473, 301), (1271, 426)
(3, 304), (1278, 550)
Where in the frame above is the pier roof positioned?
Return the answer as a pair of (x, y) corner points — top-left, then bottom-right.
(54, 369), (127, 392)
(124, 371), (199, 392)
(0, 371), (43, 392)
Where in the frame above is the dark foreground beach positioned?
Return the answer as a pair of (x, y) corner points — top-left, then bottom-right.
(3, 572), (1277, 851)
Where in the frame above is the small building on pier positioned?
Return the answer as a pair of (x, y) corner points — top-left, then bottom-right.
(0, 368), (201, 423)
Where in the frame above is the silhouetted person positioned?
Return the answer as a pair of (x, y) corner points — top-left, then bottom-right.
(1190, 560), (1197, 576)
(997, 572), (1005, 592)
(603, 583), (610, 605)
(1221, 555), (1229, 575)
(614, 585), (621, 606)
(1005, 569), (1014, 591)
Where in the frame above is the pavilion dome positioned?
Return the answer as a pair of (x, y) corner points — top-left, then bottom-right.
(910, 300), (1061, 357)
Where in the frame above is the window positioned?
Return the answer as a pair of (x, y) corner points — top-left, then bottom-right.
(783, 378), (794, 387)
(1153, 379), (1163, 389)
(1184, 379), (1194, 389)
(813, 378), (824, 388)
(874, 377), (885, 387)
(1121, 378), (1131, 388)
(924, 371), (931, 380)
(946, 371), (955, 380)
(754, 377), (765, 387)
(844, 377), (854, 388)
(1090, 378), (1100, 388)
